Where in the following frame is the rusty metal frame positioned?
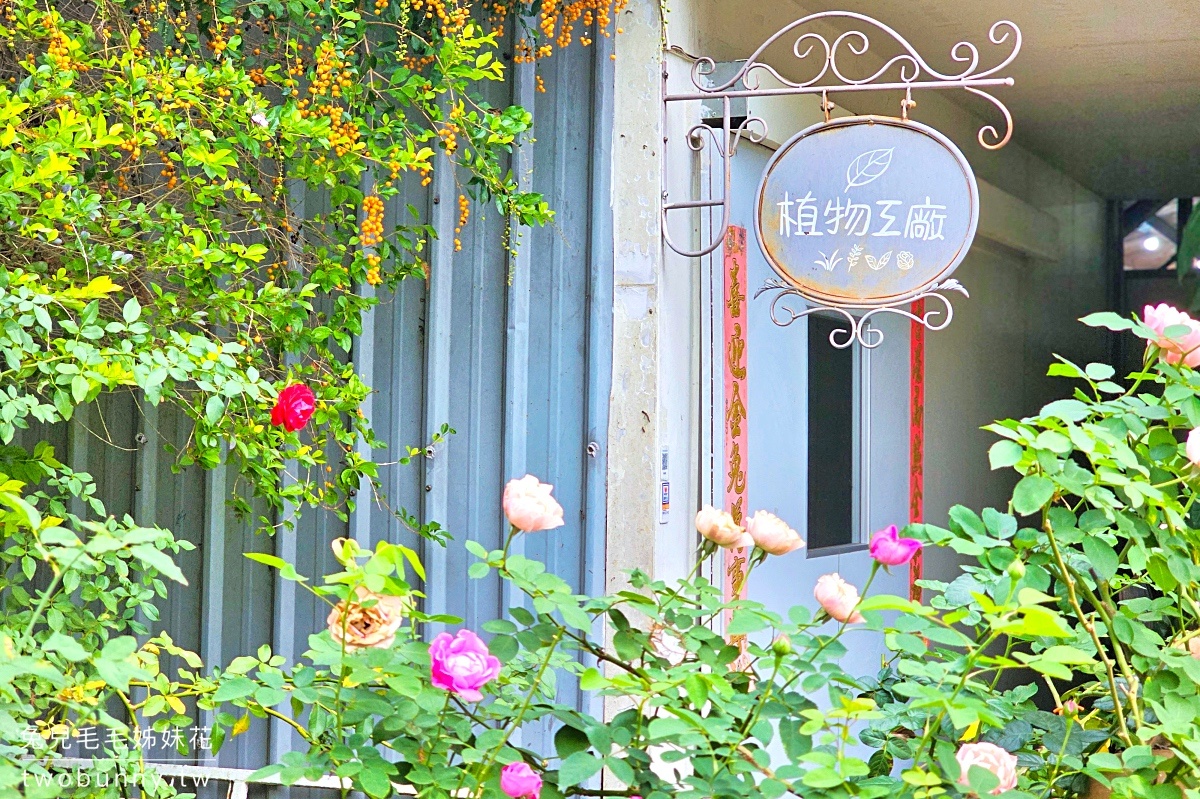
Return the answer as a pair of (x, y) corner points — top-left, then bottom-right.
(662, 11), (1022, 260)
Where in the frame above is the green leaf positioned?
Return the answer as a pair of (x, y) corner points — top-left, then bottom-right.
(726, 610), (768, 635)
(1040, 399), (1090, 422)
(554, 725), (591, 760)
(205, 395), (225, 425)
(579, 668), (608, 690)
(1080, 312), (1137, 332)
(130, 544), (188, 585)
(1012, 475), (1055, 516)
(212, 677), (258, 703)
(1082, 536), (1119, 582)
(488, 634), (518, 663)
(44, 632), (89, 662)
(122, 297), (141, 323)
(358, 765), (392, 798)
(557, 752), (602, 789)
(245, 552), (306, 581)
(988, 440), (1023, 470)
(71, 374), (89, 404)
(683, 674), (709, 707)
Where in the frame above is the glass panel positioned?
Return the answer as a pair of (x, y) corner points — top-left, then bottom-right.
(807, 315), (855, 550)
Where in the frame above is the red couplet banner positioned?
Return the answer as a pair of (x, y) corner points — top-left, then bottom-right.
(909, 299), (926, 602)
(723, 227), (750, 658)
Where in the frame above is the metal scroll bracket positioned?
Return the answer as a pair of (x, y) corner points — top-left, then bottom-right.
(753, 278), (970, 349)
(661, 11), (1022, 260)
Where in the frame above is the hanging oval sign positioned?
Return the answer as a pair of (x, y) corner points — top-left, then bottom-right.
(754, 116), (979, 308)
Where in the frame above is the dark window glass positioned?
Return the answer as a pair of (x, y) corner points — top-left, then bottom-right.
(807, 315), (855, 550)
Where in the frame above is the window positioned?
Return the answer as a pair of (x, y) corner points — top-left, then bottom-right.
(806, 315), (868, 552)
(1122, 198), (1196, 273)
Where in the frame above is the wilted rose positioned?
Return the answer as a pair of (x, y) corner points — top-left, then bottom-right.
(694, 506), (751, 549)
(745, 510), (803, 555)
(499, 762), (542, 799)
(271, 383), (316, 432)
(502, 475), (565, 532)
(956, 741), (1018, 794)
(429, 629), (502, 702)
(813, 573), (865, 623)
(326, 586), (408, 651)
(868, 524), (923, 566)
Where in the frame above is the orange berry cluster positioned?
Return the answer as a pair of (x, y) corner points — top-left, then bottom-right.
(309, 42), (352, 99)
(158, 151), (178, 190)
(365, 253), (383, 286)
(506, 0), (627, 63)
(437, 122), (459, 156)
(299, 103), (361, 157)
(454, 194), (469, 251)
(360, 194), (385, 247)
(409, 0), (470, 36)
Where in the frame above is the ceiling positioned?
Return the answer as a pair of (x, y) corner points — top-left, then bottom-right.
(676, 0), (1200, 199)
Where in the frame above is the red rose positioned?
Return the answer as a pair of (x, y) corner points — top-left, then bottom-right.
(271, 383), (315, 432)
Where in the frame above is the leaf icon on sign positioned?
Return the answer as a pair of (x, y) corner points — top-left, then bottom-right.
(845, 148), (894, 192)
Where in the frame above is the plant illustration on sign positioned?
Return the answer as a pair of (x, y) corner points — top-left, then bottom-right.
(865, 251), (893, 271)
(845, 147), (894, 192)
(897, 251), (915, 271)
(815, 249), (843, 272)
(847, 243), (864, 270)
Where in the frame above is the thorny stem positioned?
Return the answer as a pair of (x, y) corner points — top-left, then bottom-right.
(1043, 516), (1135, 747)
(470, 627), (564, 799)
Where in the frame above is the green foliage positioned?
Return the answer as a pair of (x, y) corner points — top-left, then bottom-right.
(0, 0), (550, 530)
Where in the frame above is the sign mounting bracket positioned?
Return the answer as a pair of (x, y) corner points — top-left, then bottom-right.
(661, 12), (1021, 345)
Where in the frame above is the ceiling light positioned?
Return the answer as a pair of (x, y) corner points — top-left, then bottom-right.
(1144, 236), (1162, 252)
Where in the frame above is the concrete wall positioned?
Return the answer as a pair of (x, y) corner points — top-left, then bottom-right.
(612, 0), (1113, 585)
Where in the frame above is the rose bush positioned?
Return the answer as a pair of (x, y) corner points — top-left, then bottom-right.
(0, 0), (626, 791)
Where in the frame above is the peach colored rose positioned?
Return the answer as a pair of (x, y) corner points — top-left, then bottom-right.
(695, 506), (751, 549)
(956, 741), (1018, 794)
(502, 475), (565, 532)
(1189, 638), (1200, 659)
(327, 586), (408, 651)
(813, 573), (865, 623)
(1143, 303), (1200, 367)
(745, 510), (804, 555)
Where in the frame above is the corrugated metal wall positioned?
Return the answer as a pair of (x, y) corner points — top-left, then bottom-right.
(36, 31), (614, 788)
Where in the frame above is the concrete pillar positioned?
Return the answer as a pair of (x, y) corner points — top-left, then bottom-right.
(607, 0), (664, 591)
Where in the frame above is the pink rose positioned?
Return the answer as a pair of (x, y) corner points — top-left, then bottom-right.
(1189, 638), (1200, 659)
(695, 506), (751, 549)
(1143, 303), (1200, 367)
(1187, 430), (1200, 467)
(271, 383), (316, 431)
(814, 573), (865, 623)
(499, 762), (542, 799)
(869, 524), (923, 566)
(745, 510), (804, 555)
(956, 742), (1018, 794)
(503, 475), (565, 532)
(429, 630), (501, 702)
